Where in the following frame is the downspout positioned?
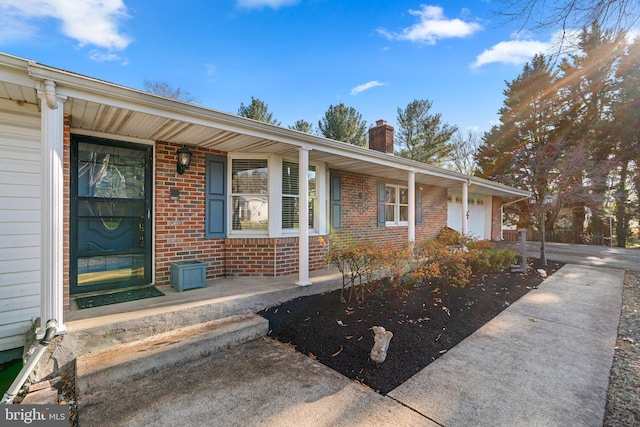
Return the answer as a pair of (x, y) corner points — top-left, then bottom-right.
(1, 320), (58, 404)
(37, 77), (67, 338)
(500, 195), (532, 240)
(44, 80), (59, 110)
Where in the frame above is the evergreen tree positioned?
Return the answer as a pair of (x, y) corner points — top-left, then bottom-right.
(289, 119), (315, 134)
(317, 103), (367, 147)
(611, 34), (640, 245)
(476, 26), (639, 242)
(557, 24), (624, 235)
(395, 99), (457, 166)
(476, 54), (581, 228)
(238, 97), (281, 125)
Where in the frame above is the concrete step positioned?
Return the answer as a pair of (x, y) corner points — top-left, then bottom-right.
(76, 313), (268, 396)
(65, 276), (343, 357)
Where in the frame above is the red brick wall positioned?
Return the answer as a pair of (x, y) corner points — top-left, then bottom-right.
(418, 184), (448, 241)
(223, 236), (327, 277)
(155, 141), (226, 285)
(331, 170), (447, 249)
(154, 142), (328, 282)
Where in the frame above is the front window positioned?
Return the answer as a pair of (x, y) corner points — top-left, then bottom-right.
(231, 158), (268, 231)
(385, 185), (409, 225)
(282, 161), (316, 230)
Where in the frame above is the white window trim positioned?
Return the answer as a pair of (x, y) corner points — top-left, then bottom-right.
(228, 154), (270, 237)
(385, 184), (409, 226)
(227, 153), (327, 238)
(281, 157), (323, 237)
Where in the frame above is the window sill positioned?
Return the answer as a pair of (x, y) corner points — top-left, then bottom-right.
(281, 230), (320, 237)
(226, 230), (322, 239)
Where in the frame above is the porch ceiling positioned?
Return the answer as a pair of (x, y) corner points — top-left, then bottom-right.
(63, 97), (498, 192)
(0, 61), (529, 200)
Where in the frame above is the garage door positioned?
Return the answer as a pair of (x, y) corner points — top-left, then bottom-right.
(447, 196), (490, 239)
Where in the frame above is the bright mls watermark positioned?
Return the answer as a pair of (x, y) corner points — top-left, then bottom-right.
(2, 405), (68, 426)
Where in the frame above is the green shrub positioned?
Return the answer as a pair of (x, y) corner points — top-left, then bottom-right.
(468, 243), (517, 273)
(488, 247), (517, 272)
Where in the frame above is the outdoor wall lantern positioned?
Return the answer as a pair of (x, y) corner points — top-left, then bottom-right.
(176, 145), (192, 175)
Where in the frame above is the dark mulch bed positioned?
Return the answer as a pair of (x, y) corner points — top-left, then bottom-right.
(259, 259), (563, 395)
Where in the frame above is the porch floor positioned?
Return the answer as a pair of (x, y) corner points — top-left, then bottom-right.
(64, 267), (344, 333)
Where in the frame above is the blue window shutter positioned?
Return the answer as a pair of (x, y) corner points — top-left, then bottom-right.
(206, 155), (227, 238)
(330, 173), (342, 232)
(416, 188), (423, 224)
(377, 181), (386, 227)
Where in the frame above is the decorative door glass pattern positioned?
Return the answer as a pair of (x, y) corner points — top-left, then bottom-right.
(72, 138), (151, 293)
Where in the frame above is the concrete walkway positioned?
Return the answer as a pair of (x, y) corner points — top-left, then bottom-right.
(79, 264), (624, 426)
(389, 264), (624, 426)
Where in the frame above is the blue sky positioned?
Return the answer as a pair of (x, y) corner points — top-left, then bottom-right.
(0, 0), (565, 133)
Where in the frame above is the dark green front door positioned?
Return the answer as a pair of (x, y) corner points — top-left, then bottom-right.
(70, 135), (152, 294)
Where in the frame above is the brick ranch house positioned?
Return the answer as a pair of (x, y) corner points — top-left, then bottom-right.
(0, 52), (530, 361)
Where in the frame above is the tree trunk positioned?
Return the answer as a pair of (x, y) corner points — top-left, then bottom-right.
(615, 164), (629, 247)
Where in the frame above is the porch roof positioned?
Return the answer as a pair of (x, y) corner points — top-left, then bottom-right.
(0, 52), (529, 199)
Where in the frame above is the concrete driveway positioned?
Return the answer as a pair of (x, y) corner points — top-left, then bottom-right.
(501, 241), (640, 271)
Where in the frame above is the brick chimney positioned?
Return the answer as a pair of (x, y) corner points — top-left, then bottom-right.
(368, 119), (394, 154)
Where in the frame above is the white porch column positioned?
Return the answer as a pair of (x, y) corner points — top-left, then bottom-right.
(296, 147), (312, 286)
(38, 80), (67, 337)
(462, 180), (469, 236)
(408, 170), (415, 243)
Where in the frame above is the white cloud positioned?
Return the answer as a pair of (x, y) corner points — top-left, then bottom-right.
(89, 50), (128, 65)
(472, 39), (550, 69)
(471, 29), (593, 69)
(0, 9), (37, 43)
(0, 0), (131, 50)
(236, 0), (300, 9)
(350, 81), (387, 95)
(378, 5), (482, 45)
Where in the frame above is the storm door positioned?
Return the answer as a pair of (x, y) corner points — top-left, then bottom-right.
(70, 135), (152, 294)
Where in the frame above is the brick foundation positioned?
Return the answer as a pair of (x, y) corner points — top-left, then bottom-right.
(222, 236), (327, 278)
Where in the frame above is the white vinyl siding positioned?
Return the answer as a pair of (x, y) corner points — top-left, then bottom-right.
(0, 99), (41, 354)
